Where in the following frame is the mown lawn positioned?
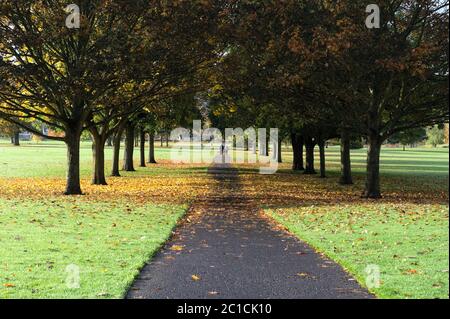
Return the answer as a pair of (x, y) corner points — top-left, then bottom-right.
(278, 145), (449, 176)
(255, 146), (448, 299)
(0, 199), (186, 298)
(0, 140), (448, 299)
(0, 140), (208, 298)
(266, 204), (449, 299)
(0, 139), (179, 178)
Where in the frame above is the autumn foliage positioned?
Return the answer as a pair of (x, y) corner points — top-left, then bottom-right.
(0, 1), (448, 198)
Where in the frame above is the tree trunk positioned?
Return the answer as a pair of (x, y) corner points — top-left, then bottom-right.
(123, 122), (135, 171)
(106, 136), (113, 147)
(111, 125), (124, 177)
(319, 139), (326, 178)
(291, 133), (304, 171)
(304, 137), (316, 175)
(260, 130), (269, 156)
(364, 135), (382, 198)
(363, 96), (384, 199)
(13, 131), (20, 146)
(166, 133), (169, 147)
(299, 136), (304, 169)
(277, 138), (282, 163)
(339, 130), (353, 185)
(91, 134), (107, 185)
(65, 131), (83, 195)
(160, 134), (164, 147)
(263, 144), (269, 156)
(148, 132), (157, 163)
(140, 128), (146, 167)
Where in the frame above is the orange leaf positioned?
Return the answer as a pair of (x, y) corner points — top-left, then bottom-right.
(404, 269), (418, 275)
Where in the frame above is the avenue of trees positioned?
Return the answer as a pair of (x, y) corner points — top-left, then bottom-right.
(0, 1), (448, 198)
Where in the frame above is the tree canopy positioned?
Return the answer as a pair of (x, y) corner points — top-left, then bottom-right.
(0, 0), (448, 198)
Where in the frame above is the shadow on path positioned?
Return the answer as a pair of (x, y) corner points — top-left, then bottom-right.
(127, 163), (373, 299)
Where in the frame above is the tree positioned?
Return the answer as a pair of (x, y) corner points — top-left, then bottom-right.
(1, 1), (227, 192)
(291, 134), (304, 171)
(111, 119), (127, 177)
(208, 1), (328, 171)
(122, 120), (136, 172)
(331, 0), (449, 198)
(389, 127), (427, 150)
(148, 130), (157, 164)
(108, 1), (226, 175)
(427, 125), (445, 147)
(139, 126), (147, 168)
(0, 1), (146, 194)
(445, 124), (450, 145)
(339, 130), (353, 184)
(0, 119), (21, 145)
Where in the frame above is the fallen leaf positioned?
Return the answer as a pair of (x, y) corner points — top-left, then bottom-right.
(191, 275), (201, 281)
(403, 269), (418, 275)
(170, 245), (184, 251)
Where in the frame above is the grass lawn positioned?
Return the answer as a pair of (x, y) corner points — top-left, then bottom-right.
(251, 146), (448, 299)
(0, 140), (209, 298)
(0, 139), (179, 178)
(277, 144), (449, 176)
(266, 204), (448, 299)
(0, 140), (448, 299)
(0, 198), (186, 298)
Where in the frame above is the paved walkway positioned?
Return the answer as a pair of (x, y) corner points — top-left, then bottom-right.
(127, 164), (373, 299)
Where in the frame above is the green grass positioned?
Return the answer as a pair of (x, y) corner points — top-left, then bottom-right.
(1, 139), (448, 178)
(0, 139), (181, 178)
(263, 145), (449, 299)
(252, 145), (448, 299)
(0, 198), (186, 299)
(266, 204), (449, 299)
(0, 140), (198, 298)
(278, 145), (449, 176)
(0, 140), (448, 299)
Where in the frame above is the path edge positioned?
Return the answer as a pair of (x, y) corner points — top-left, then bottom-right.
(259, 209), (377, 299)
(123, 203), (196, 299)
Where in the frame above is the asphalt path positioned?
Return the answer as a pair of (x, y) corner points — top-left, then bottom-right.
(127, 164), (373, 299)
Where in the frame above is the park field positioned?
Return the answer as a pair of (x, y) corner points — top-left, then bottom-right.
(238, 145), (449, 299)
(0, 140), (211, 298)
(0, 139), (449, 298)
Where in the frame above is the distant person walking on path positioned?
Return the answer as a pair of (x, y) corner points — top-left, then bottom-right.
(219, 141), (230, 164)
